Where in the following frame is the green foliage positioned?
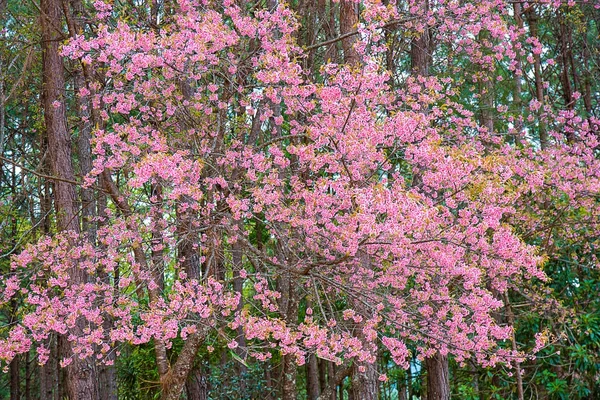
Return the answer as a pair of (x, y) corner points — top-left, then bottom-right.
(117, 344), (161, 400)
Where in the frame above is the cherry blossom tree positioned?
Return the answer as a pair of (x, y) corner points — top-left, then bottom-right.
(1, 0), (599, 399)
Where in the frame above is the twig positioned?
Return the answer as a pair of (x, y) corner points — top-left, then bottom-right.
(305, 17), (417, 52)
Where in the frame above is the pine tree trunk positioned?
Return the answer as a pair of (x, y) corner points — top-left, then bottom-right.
(340, 0), (359, 65)
(425, 353), (450, 400)
(350, 365), (378, 400)
(9, 354), (20, 400)
(41, 0), (100, 396)
(512, 1), (524, 136)
(524, 6), (548, 148)
(25, 350), (32, 400)
(410, 0), (431, 76)
(306, 354), (321, 399)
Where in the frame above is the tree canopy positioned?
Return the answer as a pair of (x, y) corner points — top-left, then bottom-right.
(1, 0), (599, 399)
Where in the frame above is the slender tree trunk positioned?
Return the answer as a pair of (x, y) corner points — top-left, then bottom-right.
(525, 6), (548, 148)
(398, 375), (408, 400)
(280, 278), (299, 400)
(307, 353), (321, 399)
(40, 336), (59, 400)
(504, 294), (524, 400)
(150, 183), (166, 290)
(24, 350), (31, 400)
(582, 39), (592, 115)
(317, 364), (351, 400)
(70, 12), (119, 393)
(512, 2), (524, 136)
(329, 362), (337, 400)
(9, 354), (20, 400)
(318, 358), (327, 399)
(558, 16), (575, 143)
(160, 329), (208, 400)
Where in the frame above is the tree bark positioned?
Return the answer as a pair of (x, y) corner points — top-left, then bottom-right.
(280, 278), (299, 400)
(160, 329), (208, 400)
(479, 31), (494, 134)
(524, 6), (548, 148)
(407, 5), (450, 396)
(504, 294), (524, 400)
(425, 353), (450, 400)
(306, 354), (321, 399)
(410, 0), (432, 76)
(185, 367), (209, 400)
(340, 0), (359, 65)
(350, 364), (378, 400)
(558, 15), (575, 143)
(9, 354), (20, 400)
(512, 1), (524, 136)
(41, 0), (100, 396)
(25, 350), (32, 400)
(40, 336), (59, 400)
(317, 364), (351, 400)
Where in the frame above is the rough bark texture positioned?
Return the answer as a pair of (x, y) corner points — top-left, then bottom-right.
(40, 336), (59, 400)
(280, 277), (299, 400)
(185, 367), (209, 400)
(9, 354), (20, 400)
(25, 351), (32, 400)
(41, 0), (100, 396)
(160, 329), (207, 400)
(558, 16), (575, 143)
(350, 364), (378, 400)
(425, 353), (450, 400)
(340, 0), (359, 65)
(177, 199), (209, 400)
(317, 364), (351, 400)
(408, 6), (450, 397)
(410, 0), (432, 76)
(306, 353), (321, 399)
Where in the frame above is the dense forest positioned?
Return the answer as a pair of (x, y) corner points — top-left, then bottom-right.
(1, 0), (600, 399)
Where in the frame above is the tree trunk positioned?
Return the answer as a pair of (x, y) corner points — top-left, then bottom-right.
(350, 365), (378, 400)
(278, 271), (299, 399)
(479, 31), (494, 134)
(40, 336), (59, 400)
(524, 6), (548, 148)
(410, 0), (432, 76)
(340, 0), (359, 65)
(558, 15), (575, 143)
(512, 1), (524, 136)
(25, 350), (32, 400)
(160, 330), (207, 400)
(425, 353), (450, 400)
(504, 294), (524, 400)
(317, 364), (351, 400)
(41, 0), (100, 396)
(9, 354), (20, 400)
(185, 367), (209, 400)
(408, 5), (450, 397)
(306, 354), (321, 399)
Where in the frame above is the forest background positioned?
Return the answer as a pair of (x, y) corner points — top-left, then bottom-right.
(1, 0), (600, 399)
